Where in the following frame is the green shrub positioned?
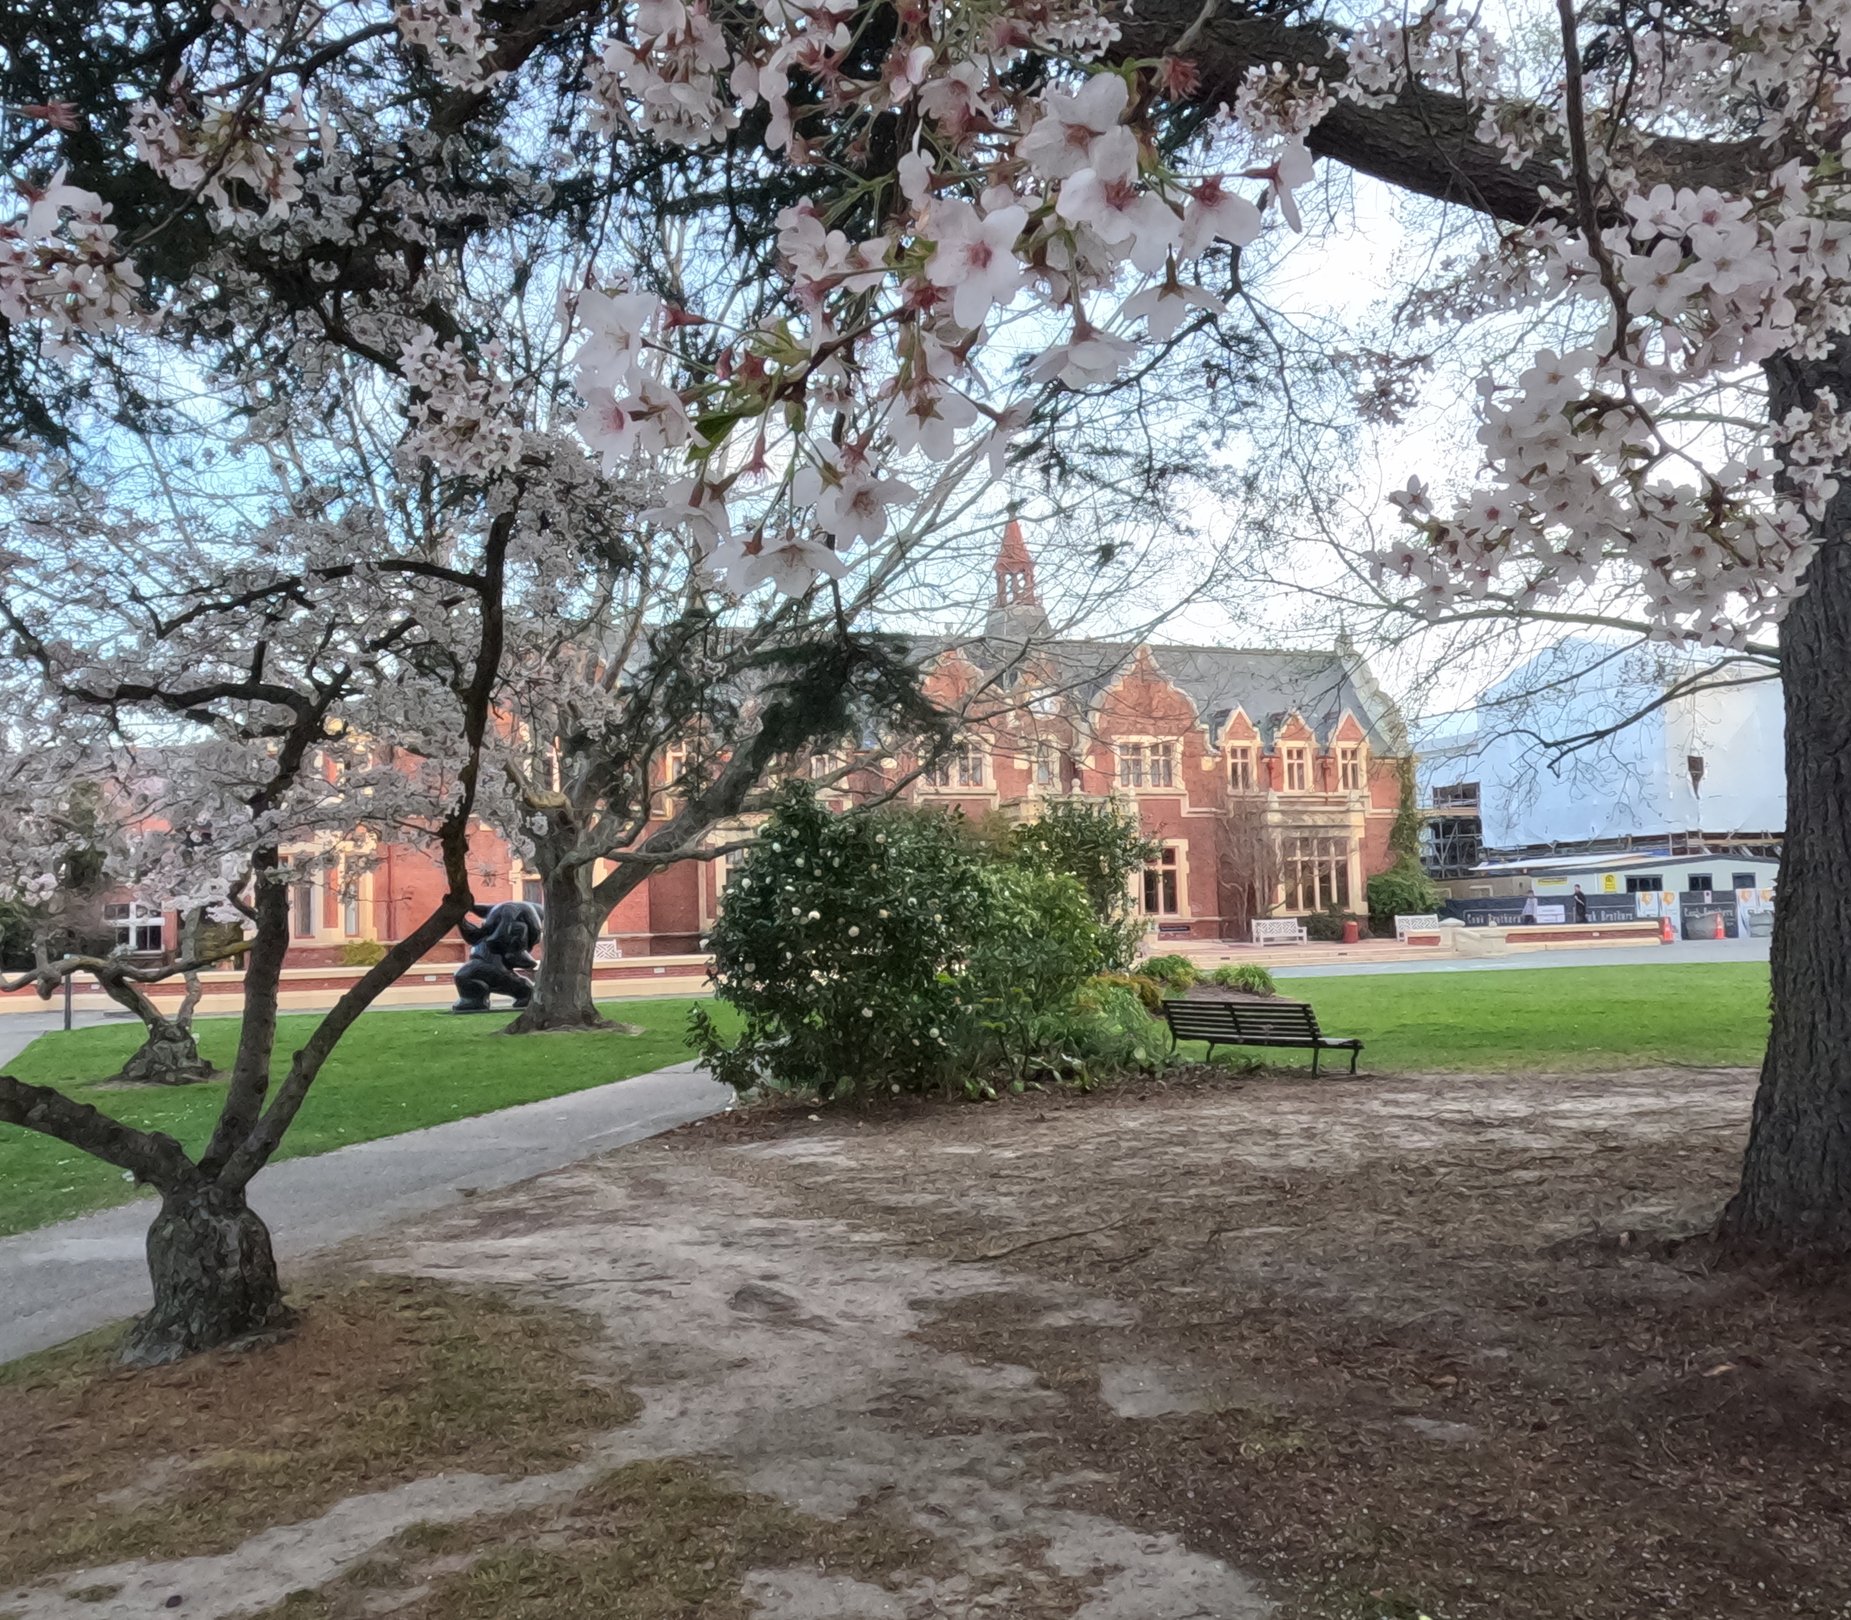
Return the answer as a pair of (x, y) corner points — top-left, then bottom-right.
(1208, 962), (1277, 995)
(1010, 797), (1156, 971)
(692, 786), (985, 1100)
(1302, 908), (1359, 943)
(960, 864), (1103, 1088)
(1091, 970), (1165, 1011)
(1050, 979), (1168, 1080)
(1140, 952), (1200, 989)
(695, 786), (1180, 1101)
(1367, 859), (1444, 921)
(338, 939), (389, 966)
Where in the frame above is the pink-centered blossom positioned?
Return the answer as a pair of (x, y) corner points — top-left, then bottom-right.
(1014, 72), (1130, 181)
(924, 201), (1028, 330)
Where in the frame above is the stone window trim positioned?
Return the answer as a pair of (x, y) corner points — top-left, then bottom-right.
(1337, 741), (1368, 793)
(923, 740), (989, 791)
(1138, 841), (1187, 918)
(1116, 737), (1179, 791)
(1279, 741), (1313, 793)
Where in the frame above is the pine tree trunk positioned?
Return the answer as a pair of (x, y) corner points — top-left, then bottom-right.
(113, 1019), (216, 1085)
(122, 1181), (288, 1366)
(1720, 354), (1851, 1253)
(504, 864), (610, 1033)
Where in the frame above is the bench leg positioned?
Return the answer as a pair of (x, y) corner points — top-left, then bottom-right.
(1349, 1046), (1360, 1075)
(1311, 1045), (1320, 1077)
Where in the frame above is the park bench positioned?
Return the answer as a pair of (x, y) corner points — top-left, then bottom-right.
(1250, 917), (1309, 947)
(1160, 997), (1364, 1075)
(1394, 913), (1444, 944)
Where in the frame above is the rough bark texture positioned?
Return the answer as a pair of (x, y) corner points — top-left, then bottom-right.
(122, 1181), (288, 1367)
(1111, 1), (1760, 229)
(113, 1020), (217, 1086)
(504, 864), (610, 1032)
(1720, 354), (1851, 1252)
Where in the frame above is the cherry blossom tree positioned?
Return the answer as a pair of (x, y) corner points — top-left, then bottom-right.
(3, 0), (1849, 1253)
(0, 462), (510, 1362)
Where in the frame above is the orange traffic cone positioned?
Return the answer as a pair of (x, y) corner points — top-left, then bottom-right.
(1659, 915), (1675, 944)
(1712, 911), (1726, 940)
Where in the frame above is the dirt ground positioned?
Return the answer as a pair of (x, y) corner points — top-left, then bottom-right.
(9, 1063), (1851, 1620)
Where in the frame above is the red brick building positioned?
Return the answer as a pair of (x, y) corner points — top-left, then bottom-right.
(98, 525), (1410, 965)
(881, 523), (1411, 941)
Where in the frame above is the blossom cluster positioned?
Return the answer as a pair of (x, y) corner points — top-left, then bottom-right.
(129, 93), (310, 227)
(394, 0), (493, 89)
(6, 0), (1849, 642)
(401, 329), (525, 479)
(565, 0), (1306, 596)
(0, 169), (143, 349)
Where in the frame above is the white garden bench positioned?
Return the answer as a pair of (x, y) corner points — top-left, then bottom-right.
(1394, 913), (1443, 944)
(1250, 917), (1309, 947)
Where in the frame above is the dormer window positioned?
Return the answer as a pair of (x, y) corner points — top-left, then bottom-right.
(1338, 744), (1365, 791)
(1227, 745), (1257, 791)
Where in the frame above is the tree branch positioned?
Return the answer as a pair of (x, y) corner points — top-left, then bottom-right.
(0, 1074), (196, 1188)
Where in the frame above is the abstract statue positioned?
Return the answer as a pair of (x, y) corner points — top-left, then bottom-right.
(451, 900), (543, 1013)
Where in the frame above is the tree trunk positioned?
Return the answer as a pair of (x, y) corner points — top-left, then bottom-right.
(504, 863), (610, 1033)
(122, 1180), (288, 1366)
(113, 1018), (217, 1085)
(1720, 354), (1851, 1253)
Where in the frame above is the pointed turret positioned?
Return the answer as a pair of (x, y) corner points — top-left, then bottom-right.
(986, 519), (1051, 642)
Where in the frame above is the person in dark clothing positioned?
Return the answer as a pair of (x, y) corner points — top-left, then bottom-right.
(1573, 884), (1588, 922)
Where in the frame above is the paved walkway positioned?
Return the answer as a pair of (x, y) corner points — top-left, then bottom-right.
(1275, 937), (1770, 978)
(0, 1061), (731, 1365)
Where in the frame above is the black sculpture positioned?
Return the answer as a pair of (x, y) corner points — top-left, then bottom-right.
(451, 900), (543, 1013)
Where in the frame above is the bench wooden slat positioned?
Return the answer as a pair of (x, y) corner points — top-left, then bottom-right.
(1158, 998), (1363, 1075)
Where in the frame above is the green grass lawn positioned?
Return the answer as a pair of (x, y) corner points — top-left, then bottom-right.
(0, 964), (1773, 1239)
(1176, 963), (1772, 1073)
(0, 997), (734, 1238)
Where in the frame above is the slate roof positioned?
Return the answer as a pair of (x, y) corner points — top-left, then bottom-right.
(937, 634), (1404, 751)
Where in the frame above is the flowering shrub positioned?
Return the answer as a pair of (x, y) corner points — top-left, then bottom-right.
(696, 785), (1128, 1099)
(692, 786), (986, 1100)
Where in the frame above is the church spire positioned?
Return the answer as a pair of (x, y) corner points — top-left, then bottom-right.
(995, 518), (1038, 609)
(986, 519), (1050, 643)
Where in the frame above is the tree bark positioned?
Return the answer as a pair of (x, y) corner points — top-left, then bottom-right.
(121, 1180), (288, 1367)
(1719, 356), (1851, 1252)
(504, 862), (611, 1032)
(113, 1017), (217, 1085)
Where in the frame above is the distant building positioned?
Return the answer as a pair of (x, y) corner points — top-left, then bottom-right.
(1418, 637), (1783, 908)
(897, 523), (1413, 939)
(61, 525), (1418, 965)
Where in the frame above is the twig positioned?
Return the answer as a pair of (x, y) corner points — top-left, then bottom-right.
(966, 1216), (1127, 1263)
(1170, 0), (1223, 59)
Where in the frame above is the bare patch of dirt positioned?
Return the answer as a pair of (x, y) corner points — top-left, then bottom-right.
(247, 1458), (962, 1620)
(670, 1065), (1851, 1620)
(13, 1065), (1845, 1620)
(0, 1278), (632, 1597)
